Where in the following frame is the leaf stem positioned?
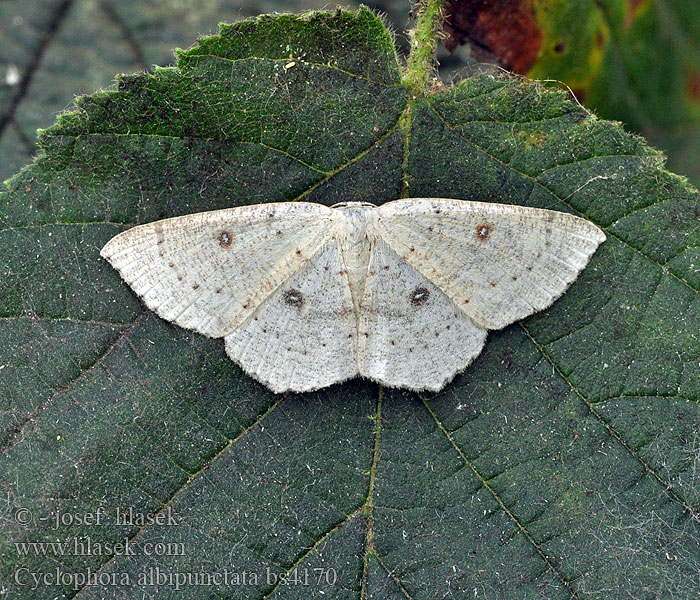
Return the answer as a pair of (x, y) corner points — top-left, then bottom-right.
(403, 0), (445, 93)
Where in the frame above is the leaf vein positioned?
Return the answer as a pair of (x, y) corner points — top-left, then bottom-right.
(421, 397), (580, 599)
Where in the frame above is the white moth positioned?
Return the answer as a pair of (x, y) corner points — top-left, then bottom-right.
(101, 198), (605, 393)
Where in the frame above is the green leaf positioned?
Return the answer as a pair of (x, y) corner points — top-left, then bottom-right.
(2, 7), (699, 599)
(0, 0), (349, 184)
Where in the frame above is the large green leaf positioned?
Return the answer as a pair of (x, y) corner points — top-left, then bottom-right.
(1, 7), (699, 599)
(0, 0), (349, 184)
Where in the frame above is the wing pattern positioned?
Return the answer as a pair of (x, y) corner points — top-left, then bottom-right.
(358, 237), (487, 391)
(101, 203), (333, 337)
(224, 239), (357, 393)
(375, 198), (606, 329)
(102, 198), (605, 392)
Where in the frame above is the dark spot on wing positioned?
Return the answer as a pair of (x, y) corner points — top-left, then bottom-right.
(409, 287), (430, 306)
(476, 223), (493, 241)
(218, 231), (233, 248)
(283, 289), (304, 308)
(192, 284), (199, 290)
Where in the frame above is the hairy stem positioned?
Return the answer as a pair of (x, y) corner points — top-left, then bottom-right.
(403, 0), (445, 93)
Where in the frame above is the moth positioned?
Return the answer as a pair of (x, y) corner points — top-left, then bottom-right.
(101, 198), (605, 393)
